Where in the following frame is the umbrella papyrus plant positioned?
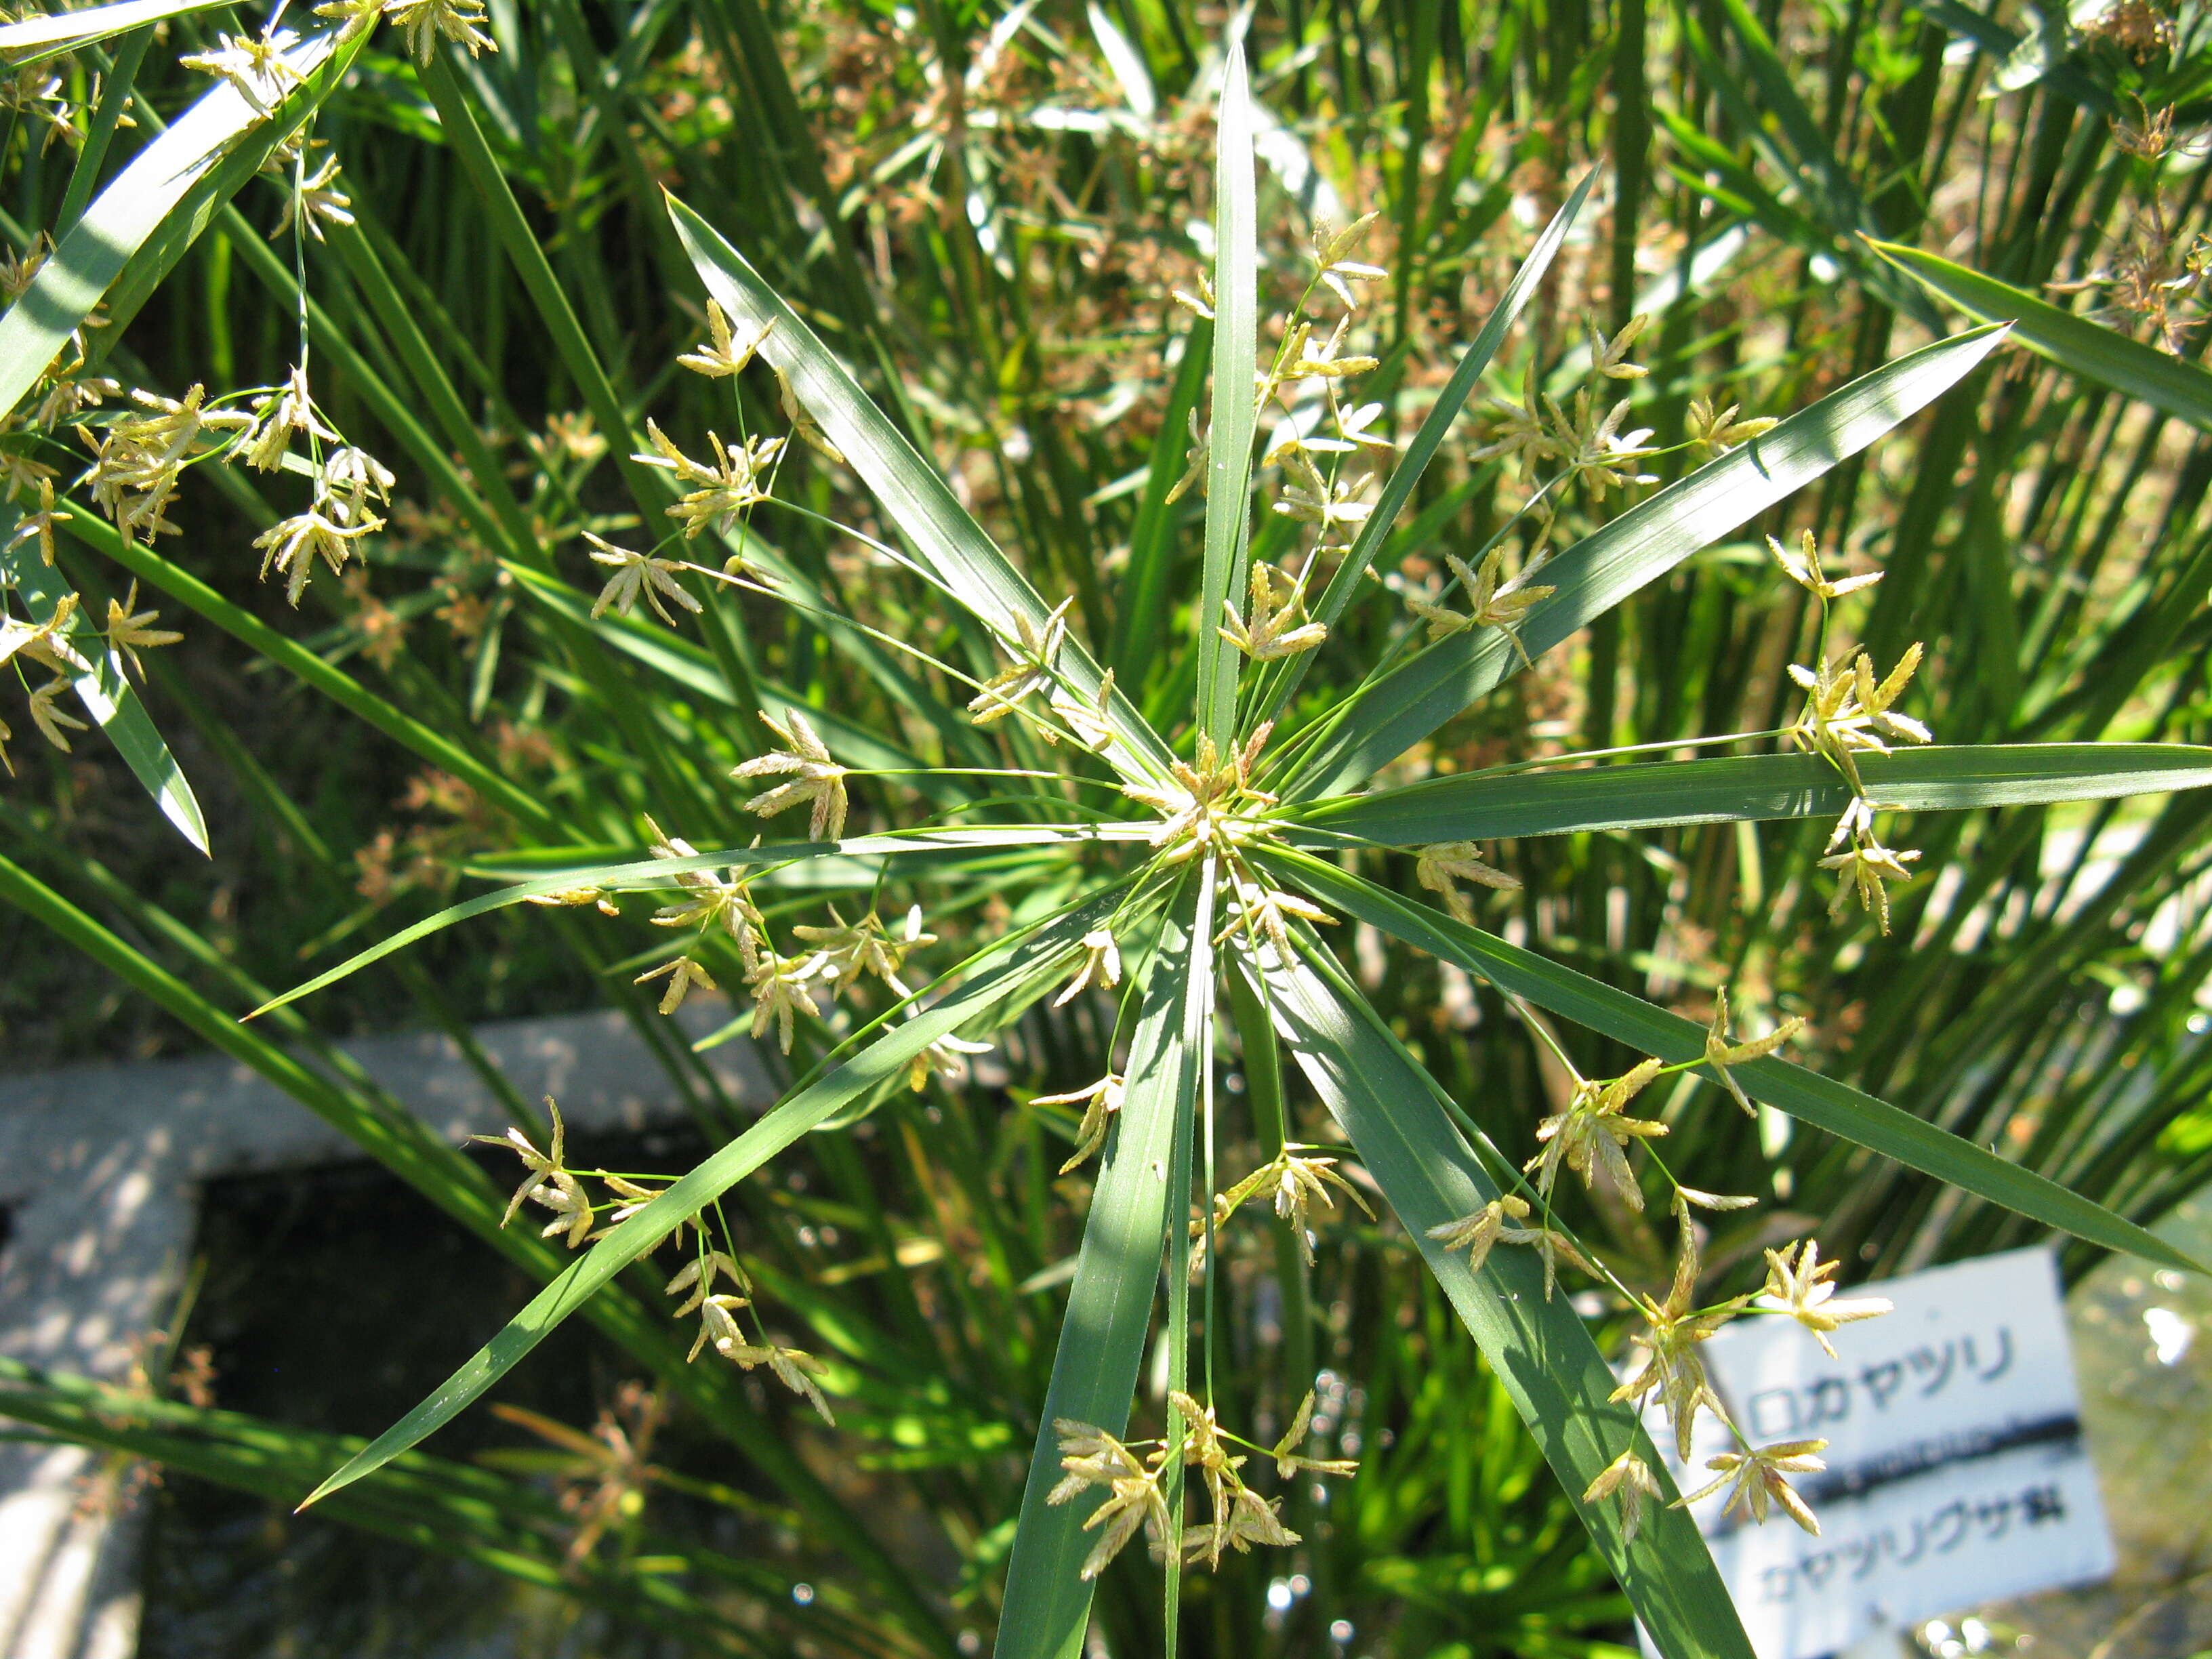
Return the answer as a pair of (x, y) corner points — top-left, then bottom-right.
(248, 44), (2212, 1659)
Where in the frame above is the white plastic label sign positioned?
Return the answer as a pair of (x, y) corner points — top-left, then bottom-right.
(1639, 1246), (2114, 1659)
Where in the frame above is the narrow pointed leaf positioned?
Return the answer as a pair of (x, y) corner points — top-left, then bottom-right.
(1239, 944), (1756, 1659)
(996, 886), (1200, 1659)
(59, 506), (562, 836)
(3, 530), (206, 852)
(1250, 171), (1597, 729)
(1196, 40), (1258, 749)
(253, 824), (1160, 1019)
(1288, 743), (2212, 846)
(302, 897), (1108, 1510)
(1269, 849), (2207, 1275)
(0, 0), (230, 54)
(0, 27), (343, 415)
(1281, 326), (2008, 799)
(667, 193), (1172, 777)
(1869, 238), (2212, 430)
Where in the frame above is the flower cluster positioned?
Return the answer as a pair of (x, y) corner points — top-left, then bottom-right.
(1469, 318), (1659, 497)
(1774, 532), (1932, 933)
(1192, 216), (1401, 668)
(1404, 548), (1557, 666)
(633, 420), (785, 541)
(472, 1101), (835, 1425)
(623, 808), (969, 1076)
(664, 1247), (834, 1425)
(314, 0), (497, 63)
(1407, 980), (1886, 1546)
(1048, 1385), (1355, 1578)
(1214, 1144), (1376, 1265)
(1596, 1205), (1891, 1539)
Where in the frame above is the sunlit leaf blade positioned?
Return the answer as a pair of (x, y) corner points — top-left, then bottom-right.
(1270, 849), (2208, 1275)
(3, 526), (206, 853)
(1195, 40), (1258, 750)
(1288, 744), (2212, 846)
(1086, 1), (1157, 119)
(1238, 943), (1757, 1659)
(0, 0), (229, 56)
(1869, 237), (2212, 430)
(666, 194), (1172, 777)
(301, 897), (1106, 1511)
(1279, 325), (2009, 799)
(0, 27), (340, 417)
(996, 886), (1200, 1659)
(251, 823), (1160, 1019)
(1250, 171), (1598, 730)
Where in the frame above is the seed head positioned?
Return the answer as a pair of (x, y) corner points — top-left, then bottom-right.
(1584, 1449), (1665, 1544)
(1426, 1193), (1532, 1275)
(104, 581), (182, 678)
(1675, 1439), (1829, 1535)
(1415, 840), (1521, 921)
(678, 300), (773, 379)
(1758, 1240), (1893, 1358)
(1702, 985), (1806, 1115)
(1052, 928), (1123, 1008)
(732, 709), (850, 842)
(1527, 1059), (1669, 1210)
(1687, 394), (1780, 455)
(1033, 1073), (1124, 1173)
(585, 532), (702, 627)
(636, 954), (718, 1016)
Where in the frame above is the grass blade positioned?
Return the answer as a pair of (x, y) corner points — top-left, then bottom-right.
(0, 0), (229, 56)
(1279, 326), (2009, 799)
(1870, 237), (2212, 429)
(58, 506), (562, 836)
(0, 27), (342, 415)
(1271, 850), (2208, 1275)
(1288, 743), (2212, 845)
(253, 824), (1157, 1019)
(668, 193), (1172, 779)
(996, 883), (1200, 1659)
(1195, 39), (1258, 751)
(1110, 314), (1210, 691)
(1240, 942), (1757, 1659)
(1250, 171), (1598, 729)
(4, 526), (206, 852)
(56, 25), (150, 235)
(302, 895), (1107, 1510)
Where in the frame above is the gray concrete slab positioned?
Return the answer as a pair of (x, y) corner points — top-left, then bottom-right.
(0, 1005), (766, 1659)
